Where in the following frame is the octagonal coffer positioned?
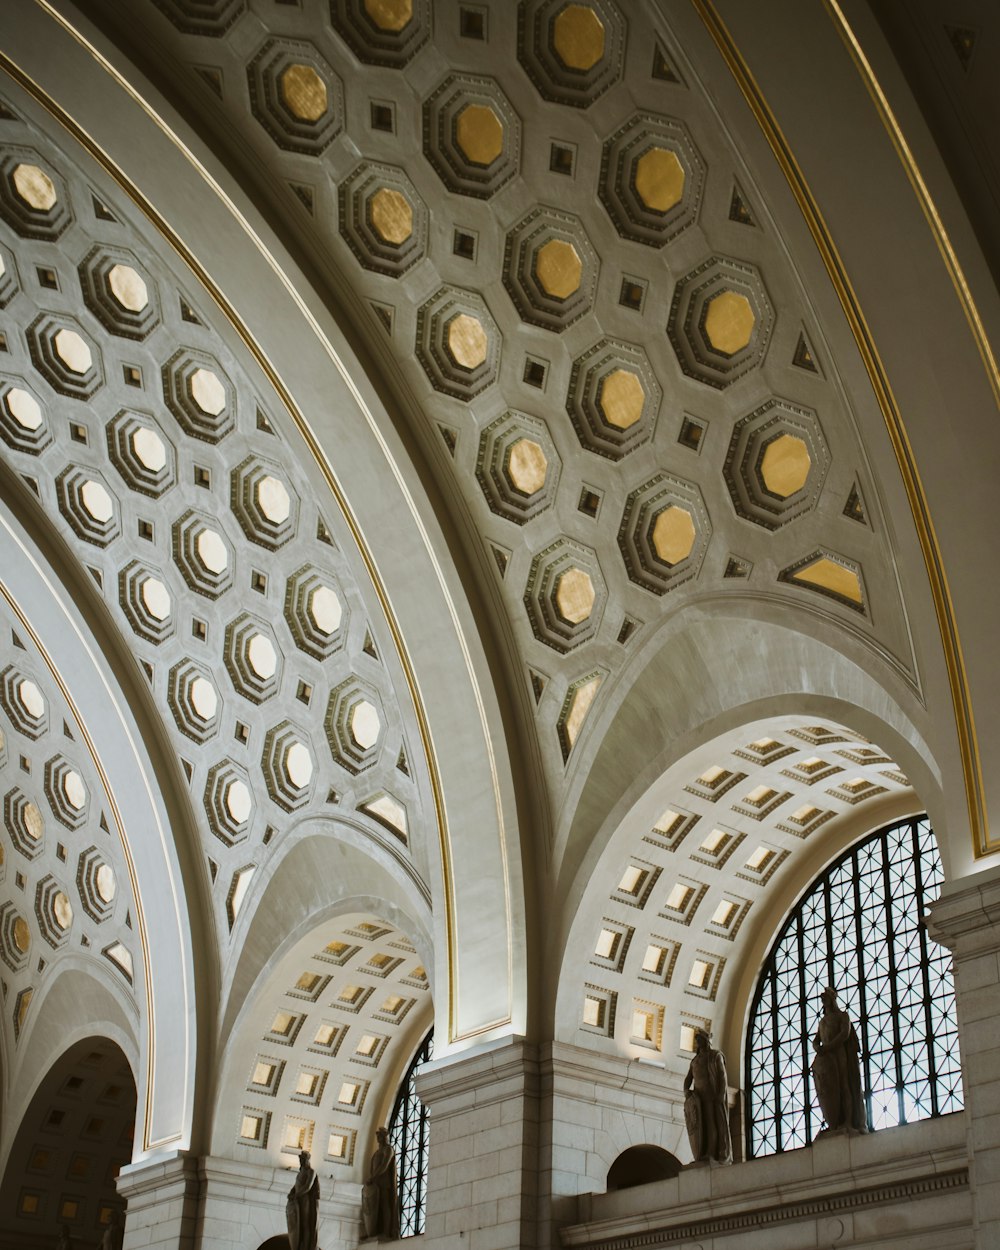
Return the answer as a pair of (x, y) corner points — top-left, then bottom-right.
(173, 510), (236, 599)
(0, 665), (48, 739)
(339, 162), (427, 277)
(618, 473), (711, 595)
(36, 875), (73, 949)
(162, 349), (235, 443)
(600, 113), (705, 247)
(4, 787), (45, 861)
(0, 146), (72, 240)
(476, 411), (560, 525)
(668, 256), (774, 389)
(224, 613), (283, 704)
(262, 721), (316, 811)
(330, 0), (431, 67)
(416, 286), (500, 399)
(724, 398), (831, 529)
(326, 678), (385, 775)
(0, 901), (31, 972)
(205, 759), (255, 846)
(150, 0), (246, 36)
(248, 38), (344, 155)
(231, 457), (299, 550)
(285, 566), (349, 660)
(423, 74), (521, 199)
(566, 338), (661, 460)
(27, 314), (103, 399)
(79, 245), (160, 340)
(524, 539), (606, 653)
(56, 466), (121, 547)
(119, 560), (175, 645)
(518, 0), (626, 108)
(0, 378), (50, 455)
(504, 208), (598, 332)
(107, 409), (177, 498)
(77, 845), (117, 922)
(168, 659), (222, 742)
(44, 754), (89, 830)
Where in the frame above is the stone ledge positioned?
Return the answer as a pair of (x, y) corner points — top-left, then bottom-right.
(927, 862), (1000, 955)
(559, 1113), (968, 1247)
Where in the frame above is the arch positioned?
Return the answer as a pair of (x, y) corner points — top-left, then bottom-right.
(0, 499), (201, 1159)
(0, 3), (527, 1051)
(212, 896), (433, 1169)
(745, 814), (963, 1157)
(557, 606), (942, 914)
(256, 1238), (291, 1250)
(606, 1145), (682, 1191)
(388, 1028), (434, 1237)
(555, 699), (933, 1078)
(0, 1035), (136, 1243)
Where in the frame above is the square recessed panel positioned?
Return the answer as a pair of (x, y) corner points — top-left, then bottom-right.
(308, 1021), (346, 1057)
(590, 920), (632, 973)
(581, 984), (616, 1037)
(612, 858), (660, 909)
(638, 936), (679, 987)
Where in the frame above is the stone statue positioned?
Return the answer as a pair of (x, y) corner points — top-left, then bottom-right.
(683, 1029), (732, 1164)
(98, 1210), (124, 1250)
(286, 1149), (320, 1250)
(811, 986), (867, 1134)
(362, 1126), (399, 1241)
(56, 1224), (72, 1250)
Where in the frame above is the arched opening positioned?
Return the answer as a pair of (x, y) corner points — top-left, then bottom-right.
(255, 1238), (290, 1250)
(0, 1036), (135, 1243)
(606, 1145), (682, 1190)
(387, 1029), (434, 1237)
(745, 814), (963, 1157)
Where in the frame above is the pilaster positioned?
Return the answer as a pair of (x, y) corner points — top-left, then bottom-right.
(927, 862), (1000, 1250)
(415, 1036), (540, 1250)
(116, 1151), (199, 1249)
(196, 1155), (362, 1250)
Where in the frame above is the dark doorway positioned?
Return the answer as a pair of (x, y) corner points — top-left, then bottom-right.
(0, 1037), (135, 1241)
(606, 1144), (682, 1190)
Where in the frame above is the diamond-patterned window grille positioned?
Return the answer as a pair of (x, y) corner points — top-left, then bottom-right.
(388, 1029), (433, 1237)
(746, 815), (963, 1158)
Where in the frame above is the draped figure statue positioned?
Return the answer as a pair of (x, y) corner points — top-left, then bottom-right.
(811, 987), (867, 1134)
(286, 1149), (320, 1250)
(683, 1030), (732, 1164)
(362, 1126), (400, 1241)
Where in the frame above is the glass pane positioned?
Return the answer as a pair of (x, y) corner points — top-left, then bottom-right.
(745, 817), (963, 1157)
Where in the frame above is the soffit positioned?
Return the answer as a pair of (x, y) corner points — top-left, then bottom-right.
(0, 90), (431, 972)
(72, 0), (920, 816)
(557, 714), (918, 1072)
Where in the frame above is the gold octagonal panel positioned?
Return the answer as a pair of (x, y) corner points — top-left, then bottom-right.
(651, 505), (696, 566)
(445, 312), (489, 370)
(506, 438), (547, 495)
(704, 290), (755, 355)
(363, 0), (413, 31)
(279, 64), (328, 122)
(369, 187), (413, 245)
(534, 239), (582, 300)
(455, 103), (504, 168)
(553, 4), (606, 71)
(760, 433), (811, 498)
(634, 147), (685, 214)
(555, 567), (596, 624)
(598, 368), (644, 430)
(12, 163), (56, 211)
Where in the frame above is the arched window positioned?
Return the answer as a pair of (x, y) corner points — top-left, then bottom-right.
(746, 815), (963, 1158)
(388, 1029), (433, 1236)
